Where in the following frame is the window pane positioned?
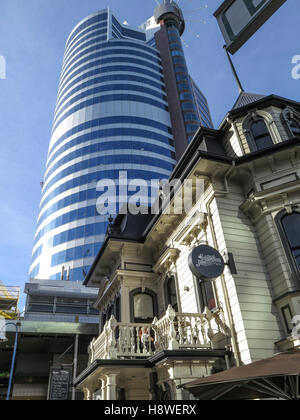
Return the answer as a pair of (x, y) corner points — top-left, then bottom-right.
(204, 282), (217, 311)
(281, 212), (300, 274)
(167, 276), (178, 311)
(282, 213), (300, 248)
(255, 135), (274, 149)
(290, 119), (300, 135)
(250, 119), (273, 150)
(293, 249), (300, 272)
(251, 120), (268, 137)
(134, 294), (154, 319)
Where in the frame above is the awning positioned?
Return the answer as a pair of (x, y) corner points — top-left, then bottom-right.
(182, 350), (300, 400)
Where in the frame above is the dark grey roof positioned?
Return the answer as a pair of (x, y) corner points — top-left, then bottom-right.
(232, 91), (266, 110)
(107, 209), (154, 242)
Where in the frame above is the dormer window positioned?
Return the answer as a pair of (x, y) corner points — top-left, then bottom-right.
(250, 119), (273, 150)
(289, 119), (300, 136)
(242, 112), (276, 153)
(281, 108), (300, 138)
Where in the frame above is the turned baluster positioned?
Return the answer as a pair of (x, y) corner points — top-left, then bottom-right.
(142, 328), (149, 355)
(182, 316), (188, 344)
(177, 316), (184, 345)
(120, 326), (125, 353)
(200, 317), (207, 344)
(187, 316), (193, 345)
(130, 326), (135, 355)
(136, 327), (142, 355)
(193, 317), (200, 345)
(152, 318), (158, 352)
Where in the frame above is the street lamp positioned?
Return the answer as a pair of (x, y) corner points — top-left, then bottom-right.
(0, 321), (21, 400)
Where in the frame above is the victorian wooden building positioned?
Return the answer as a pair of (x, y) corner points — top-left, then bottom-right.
(74, 93), (300, 400)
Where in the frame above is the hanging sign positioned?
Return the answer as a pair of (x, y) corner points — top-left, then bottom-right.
(188, 245), (225, 281)
(214, 0), (287, 54)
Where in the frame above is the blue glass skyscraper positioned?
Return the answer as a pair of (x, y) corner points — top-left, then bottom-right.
(30, 2), (213, 282)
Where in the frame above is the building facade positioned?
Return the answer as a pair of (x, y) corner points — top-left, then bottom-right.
(29, 2), (213, 284)
(1, 279), (99, 400)
(74, 93), (300, 400)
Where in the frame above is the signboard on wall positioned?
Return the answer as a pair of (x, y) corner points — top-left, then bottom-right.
(49, 369), (70, 400)
(188, 245), (225, 281)
(214, 0), (287, 54)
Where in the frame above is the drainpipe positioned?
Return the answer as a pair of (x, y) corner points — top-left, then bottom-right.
(3, 322), (21, 400)
(173, 260), (182, 313)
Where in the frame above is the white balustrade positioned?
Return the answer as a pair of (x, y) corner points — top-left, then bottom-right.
(88, 306), (230, 363)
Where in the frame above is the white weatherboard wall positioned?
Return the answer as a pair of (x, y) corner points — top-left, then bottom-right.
(211, 188), (283, 364)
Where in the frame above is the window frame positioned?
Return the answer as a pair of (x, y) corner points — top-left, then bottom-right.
(164, 274), (179, 312)
(242, 111), (277, 152)
(129, 288), (158, 323)
(249, 118), (273, 150)
(281, 304), (294, 335)
(193, 275), (218, 314)
(275, 209), (300, 288)
(281, 107), (300, 139)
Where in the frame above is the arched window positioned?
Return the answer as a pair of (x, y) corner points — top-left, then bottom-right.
(281, 212), (300, 275)
(165, 275), (178, 312)
(281, 108), (300, 138)
(250, 119), (273, 150)
(289, 119), (300, 136)
(130, 288), (158, 323)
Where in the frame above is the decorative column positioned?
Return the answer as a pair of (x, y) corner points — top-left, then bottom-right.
(101, 377), (107, 401)
(83, 387), (93, 401)
(105, 373), (119, 400)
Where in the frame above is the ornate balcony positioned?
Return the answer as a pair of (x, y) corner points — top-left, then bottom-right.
(88, 306), (230, 364)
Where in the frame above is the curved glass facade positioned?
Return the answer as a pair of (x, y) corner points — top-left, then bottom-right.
(30, 6), (213, 283)
(30, 9), (176, 282)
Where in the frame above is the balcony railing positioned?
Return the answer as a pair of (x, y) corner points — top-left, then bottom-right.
(88, 306), (230, 364)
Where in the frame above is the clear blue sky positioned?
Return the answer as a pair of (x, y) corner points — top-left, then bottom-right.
(0, 0), (299, 310)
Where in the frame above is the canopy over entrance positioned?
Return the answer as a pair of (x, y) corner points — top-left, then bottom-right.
(183, 350), (300, 400)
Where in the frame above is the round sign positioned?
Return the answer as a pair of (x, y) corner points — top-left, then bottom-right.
(188, 245), (225, 281)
